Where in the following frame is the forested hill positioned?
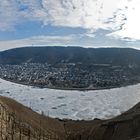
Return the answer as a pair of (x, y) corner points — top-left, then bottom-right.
(0, 47), (140, 66)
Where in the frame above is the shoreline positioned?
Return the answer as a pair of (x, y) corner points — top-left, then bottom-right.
(0, 77), (139, 91)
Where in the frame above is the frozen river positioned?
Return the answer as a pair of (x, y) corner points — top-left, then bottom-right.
(0, 78), (140, 120)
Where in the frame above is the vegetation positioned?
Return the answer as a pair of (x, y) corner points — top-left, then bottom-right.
(1, 47), (140, 65)
(0, 96), (140, 140)
(1, 47), (140, 89)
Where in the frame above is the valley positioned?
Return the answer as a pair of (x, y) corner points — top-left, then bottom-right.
(0, 78), (140, 120)
(0, 47), (140, 90)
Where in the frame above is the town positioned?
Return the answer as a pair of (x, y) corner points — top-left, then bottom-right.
(0, 62), (138, 89)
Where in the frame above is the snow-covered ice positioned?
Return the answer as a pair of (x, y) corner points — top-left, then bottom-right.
(0, 78), (140, 120)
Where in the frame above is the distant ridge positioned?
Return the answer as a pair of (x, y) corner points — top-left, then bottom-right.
(1, 46), (140, 89)
(1, 96), (140, 140)
(0, 46), (140, 65)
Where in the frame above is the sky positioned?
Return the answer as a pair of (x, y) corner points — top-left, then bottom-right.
(0, 0), (140, 51)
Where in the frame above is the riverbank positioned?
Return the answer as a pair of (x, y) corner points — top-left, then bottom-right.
(0, 77), (139, 91)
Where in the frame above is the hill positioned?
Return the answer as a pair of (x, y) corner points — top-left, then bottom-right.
(0, 47), (140, 65)
(1, 47), (140, 89)
(0, 96), (140, 140)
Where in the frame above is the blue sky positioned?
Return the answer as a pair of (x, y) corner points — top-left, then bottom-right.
(0, 21), (86, 40)
(0, 0), (140, 51)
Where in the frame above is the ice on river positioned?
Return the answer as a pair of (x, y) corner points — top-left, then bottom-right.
(0, 78), (140, 120)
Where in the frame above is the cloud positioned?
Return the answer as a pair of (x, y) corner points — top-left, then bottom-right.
(0, 35), (75, 51)
(0, 0), (122, 31)
(109, 0), (140, 40)
(40, 0), (122, 30)
(1, 33), (140, 51)
(0, 0), (42, 31)
(0, 0), (19, 31)
(0, 0), (140, 41)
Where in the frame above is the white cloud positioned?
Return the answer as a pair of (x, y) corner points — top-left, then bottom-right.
(0, 35), (74, 51)
(0, 0), (19, 31)
(0, 0), (121, 31)
(41, 0), (121, 30)
(110, 0), (140, 40)
(0, 0), (42, 31)
(0, 0), (140, 40)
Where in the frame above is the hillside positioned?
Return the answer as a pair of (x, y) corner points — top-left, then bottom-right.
(0, 96), (140, 140)
(1, 47), (140, 89)
(0, 47), (140, 65)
